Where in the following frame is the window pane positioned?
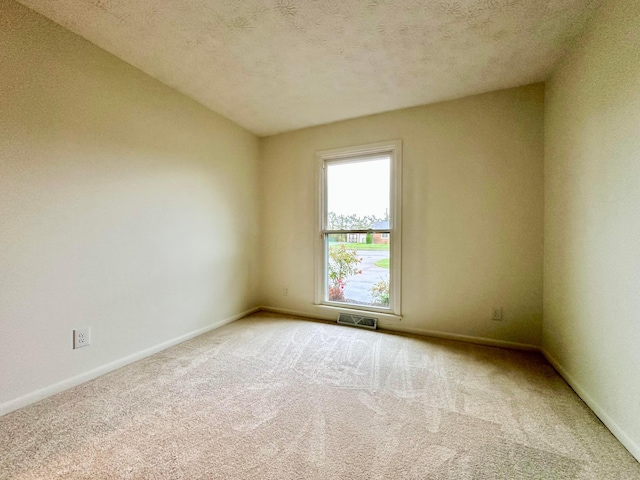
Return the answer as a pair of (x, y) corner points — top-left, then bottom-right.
(326, 233), (390, 308)
(326, 157), (390, 230)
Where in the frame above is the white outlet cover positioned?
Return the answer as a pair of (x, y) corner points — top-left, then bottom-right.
(73, 327), (91, 349)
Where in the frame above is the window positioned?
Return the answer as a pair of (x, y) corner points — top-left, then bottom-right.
(316, 140), (402, 315)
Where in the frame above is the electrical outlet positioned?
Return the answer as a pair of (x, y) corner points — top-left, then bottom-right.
(283, 286), (289, 296)
(491, 307), (502, 321)
(73, 327), (91, 349)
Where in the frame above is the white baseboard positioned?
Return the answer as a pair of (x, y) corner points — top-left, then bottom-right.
(259, 305), (540, 352)
(542, 349), (640, 463)
(259, 305), (332, 321)
(385, 324), (541, 352)
(0, 306), (260, 417)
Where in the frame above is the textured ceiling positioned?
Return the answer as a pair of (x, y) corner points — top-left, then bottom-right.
(18, 0), (601, 136)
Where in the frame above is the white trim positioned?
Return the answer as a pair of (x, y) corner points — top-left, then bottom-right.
(542, 349), (640, 463)
(320, 300), (397, 316)
(259, 306), (538, 351)
(390, 140), (402, 314)
(388, 324), (540, 351)
(315, 141), (401, 161)
(315, 140), (402, 315)
(314, 152), (324, 306)
(0, 306), (260, 417)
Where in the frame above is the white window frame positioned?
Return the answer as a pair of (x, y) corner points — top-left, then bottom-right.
(315, 140), (402, 315)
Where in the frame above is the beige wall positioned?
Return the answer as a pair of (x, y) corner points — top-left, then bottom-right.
(260, 85), (545, 347)
(544, 0), (640, 460)
(4, 0), (638, 462)
(0, 0), (260, 410)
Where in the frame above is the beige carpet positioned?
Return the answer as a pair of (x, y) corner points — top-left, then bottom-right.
(1, 312), (638, 479)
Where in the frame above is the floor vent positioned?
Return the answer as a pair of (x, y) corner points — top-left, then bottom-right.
(337, 313), (378, 330)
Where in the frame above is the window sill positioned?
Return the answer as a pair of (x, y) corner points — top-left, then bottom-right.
(316, 303), (402, 322)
